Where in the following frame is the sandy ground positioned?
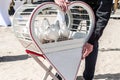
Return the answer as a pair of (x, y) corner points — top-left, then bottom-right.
(0, 18), (120, 80)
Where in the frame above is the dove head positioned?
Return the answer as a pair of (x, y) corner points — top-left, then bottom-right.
(54, 20), (60, 30)
(41, 18), (50, 31)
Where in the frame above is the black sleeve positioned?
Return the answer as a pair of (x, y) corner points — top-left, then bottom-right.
(88, 0), (113, 45)
(49, 0), (54, 2)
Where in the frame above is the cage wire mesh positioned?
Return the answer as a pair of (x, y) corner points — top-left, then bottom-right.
(13, 1), (95, 54)
(13, 4), (41, 52)
(68, 1), (95, 39)
(28, 2), (95, 54)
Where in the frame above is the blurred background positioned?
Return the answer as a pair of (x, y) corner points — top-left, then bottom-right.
(0, 0), (120, 80)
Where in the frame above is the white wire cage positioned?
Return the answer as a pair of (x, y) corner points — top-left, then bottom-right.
(13, 4), (40, 52)
(13, 1), (95, 80)
(13, 2), (95, 54)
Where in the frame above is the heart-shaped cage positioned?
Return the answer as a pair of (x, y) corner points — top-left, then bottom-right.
(13, 1), (95, 80)
(13, 1), (95, 54)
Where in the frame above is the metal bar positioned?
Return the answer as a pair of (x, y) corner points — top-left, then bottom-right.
(21, 6), (36, 9)
(71, 18), (90, 21)
(14, 18), (29, 21)
(71, 13), (89, 15)
(30, 54), (59, 80)
(18, 12), (32, 14)
(43, 66), (53, 80)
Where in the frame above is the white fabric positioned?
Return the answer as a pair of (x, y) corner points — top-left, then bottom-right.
(14, 1), (25, 11)
(0, 0), (11, 26)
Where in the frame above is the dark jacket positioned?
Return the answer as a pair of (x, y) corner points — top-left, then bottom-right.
(85, 0), (113, 45)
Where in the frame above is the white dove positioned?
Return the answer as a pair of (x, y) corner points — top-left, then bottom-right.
(37, 18), (50, 43)
(59, 22), (70, 39)
(56, 10), (70, 39)
(39, 18), (50, 32)
(56, 10), (65, 25)
(44, 21), (60, 42)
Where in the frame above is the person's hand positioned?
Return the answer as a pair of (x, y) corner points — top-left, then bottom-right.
(54, 0), (69, 11)
(82, 43), (93, 59)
